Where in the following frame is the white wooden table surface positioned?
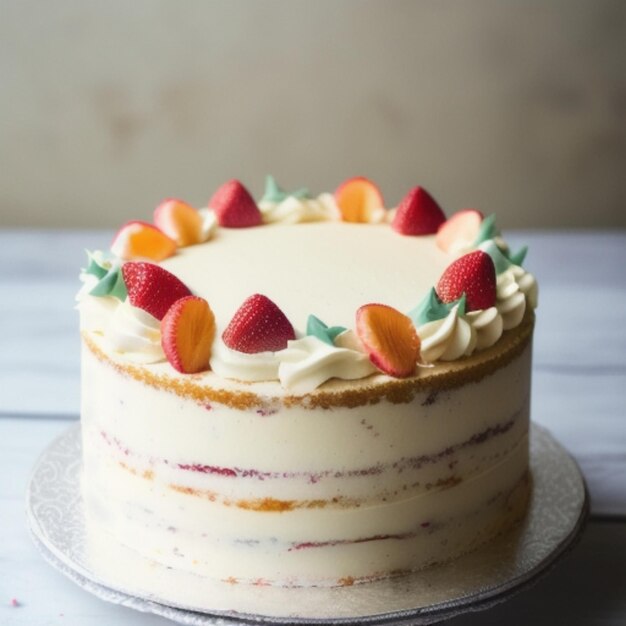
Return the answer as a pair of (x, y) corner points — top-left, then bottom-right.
(1, 230), (625, 625)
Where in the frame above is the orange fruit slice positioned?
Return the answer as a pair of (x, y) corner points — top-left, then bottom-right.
(356, 304), (420, 377)
(111, 221), (177, 261)
(161, 296), (216, 374)
(154, 199), (204, 247)
(334, 177), (385, 223)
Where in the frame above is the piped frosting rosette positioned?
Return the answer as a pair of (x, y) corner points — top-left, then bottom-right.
(412, 217), (538, 363)
(105, 299), (165, 363)
(413, 299), (504, 363)
(211, 313), (376, 393)
(76, 251), (125, 331)
(258, 176), (339, 224)
(278, 331), (377, 394)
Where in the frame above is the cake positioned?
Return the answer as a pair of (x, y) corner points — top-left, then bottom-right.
(77, 176), (538, 588)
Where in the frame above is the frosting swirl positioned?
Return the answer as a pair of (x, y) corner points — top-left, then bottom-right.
(278, 331), (376, 394)
(76, 253), (123, 331)
(465, 307), (504, 350)
(106, 300), (165, 363)
(210, 342), (280, 382)
(259, 193), (339, 224)
(496, 265), (537, 330)
(198, 208), (218, 241)
(417, 305), (477, 362)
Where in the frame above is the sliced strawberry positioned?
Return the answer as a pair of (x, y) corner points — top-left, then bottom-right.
(111, 221), (177, 261)
(356, 304), (420, 378)
(391, 187), (446, 236)
(122, 262), (192, 320)
(435, 250), (496, 312)
(154, 198), (204, 247)
(161, 296), (215, 374)
(209, 179), (262, 228)
(334, 176), (385, 223)
(222, 294), (295, 353)
(436, 209), (484, 253)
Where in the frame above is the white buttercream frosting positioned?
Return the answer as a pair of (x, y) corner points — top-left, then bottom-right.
(211, 331), (376, 391)
(417, 258), (537, 363)
(418, 304), (506, 363)
(76, 270), (102, 301)
(259, 193), (339, 224)
(466, 307), (504, 351)
(210, 342), (280, 382)
(80, 221), (538, 377)
(197, 208), (218, 241)
(496, 265), (538, 330)
(76, 253), (122, 331)
(278, 331), (377, 394)
(77, 296), (120, 332)
(417, 305), (477, 363)
(106, 300), (165, 364)
(76, 251), (114, 299)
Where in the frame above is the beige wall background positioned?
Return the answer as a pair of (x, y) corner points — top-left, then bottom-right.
(1, 0), (625, 229)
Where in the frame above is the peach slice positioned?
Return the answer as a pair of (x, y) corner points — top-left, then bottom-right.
(334, 177), (385, 223)
(356, 304), (421, 377)
(161, 296), (216, 374)
(111, 221), (177, 261)
(154, 199), (204, 247)
(436, 209), (484, 254)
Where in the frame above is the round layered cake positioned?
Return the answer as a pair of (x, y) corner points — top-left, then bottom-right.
(78, 177), (537, 587)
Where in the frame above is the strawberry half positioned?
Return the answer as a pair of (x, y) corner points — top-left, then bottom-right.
(356, 304), (420, 378)
(122, 262), (192, 320)
(435, 250), (496, 312)
(222, 294), (295, 353)
(161, 296), (216, 374)
(391, 186), (446, 236)
(209, 179), (262, 228)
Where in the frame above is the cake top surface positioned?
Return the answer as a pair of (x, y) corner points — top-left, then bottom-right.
(77, 176), (538, 398)
(160, 222), (450, 332)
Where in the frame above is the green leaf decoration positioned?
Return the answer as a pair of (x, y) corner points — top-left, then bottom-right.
(479, 240), (512, 274)
(508, 245), (528, 267)
(473, 215), (529, 269)
(82, 250), (127, 300)
(262, 175), (311, 203)
(306, 315), (347, 346)
(456, 293), (467, 317)
(89, 266), (127, 300)
(408, 288), (466, 326)
(85, 251), (108, 280)
(473, 213), (498, 247)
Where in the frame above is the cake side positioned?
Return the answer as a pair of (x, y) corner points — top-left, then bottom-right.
(81, 322), (532, 587)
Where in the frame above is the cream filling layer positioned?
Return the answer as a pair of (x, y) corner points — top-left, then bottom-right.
(82, 435), (528, 585)
(81, 342), (531, 497)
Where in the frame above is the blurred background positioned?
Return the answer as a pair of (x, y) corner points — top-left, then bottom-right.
(1, 0), (625, 229)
